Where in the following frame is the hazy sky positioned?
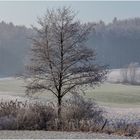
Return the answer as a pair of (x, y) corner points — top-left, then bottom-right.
(0, 1), (140, 27)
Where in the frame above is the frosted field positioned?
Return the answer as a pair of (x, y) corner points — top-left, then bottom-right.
(87, 83), (140, 107)
(0, 69), (140, 121)
(0, 131), (130, 139)
(0, 77), (54, 103)
(0, 76), (140, 107)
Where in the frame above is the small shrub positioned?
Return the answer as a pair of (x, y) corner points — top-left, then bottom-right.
(0, 99), (26, 117)
(17, 103), (56, 130)
(61, 95), (105, 131)
(0, 100), (56, 130)
(106, 119), (140, 138)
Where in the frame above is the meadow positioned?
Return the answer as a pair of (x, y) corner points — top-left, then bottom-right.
(0, 77), (140, 108)
(87, 83), (140, 107)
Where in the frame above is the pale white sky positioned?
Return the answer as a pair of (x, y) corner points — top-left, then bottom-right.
(0, 1), (140, 27)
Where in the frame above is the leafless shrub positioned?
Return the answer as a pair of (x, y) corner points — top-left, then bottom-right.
(62, 95), (104, 121)
(60, 95), (106, 131)
(105, 119), (140, 138)
(16, 103), (56, 130)
(0, 99), (27, 117)
(0, 97), (105, 131)
(120, 68), (128, 83)
(128, 62), (139, 85)
(0, 100), (56, 130)
(120, 62), (139, 85)
(0, 98), (139, 138)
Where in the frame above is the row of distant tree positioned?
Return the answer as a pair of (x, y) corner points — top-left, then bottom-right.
(1, 17), (140, 76)
(0, 21), (32, 77)
(89, 17), (140, 68)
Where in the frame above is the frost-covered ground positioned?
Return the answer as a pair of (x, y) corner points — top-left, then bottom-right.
(0, 131), (130, 139)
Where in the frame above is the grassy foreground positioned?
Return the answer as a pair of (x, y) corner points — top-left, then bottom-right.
(0, 78), (140, 107)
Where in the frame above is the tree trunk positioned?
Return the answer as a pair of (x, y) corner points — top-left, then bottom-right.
(58, 97), (62, 118)
(57, 97), (62, 130)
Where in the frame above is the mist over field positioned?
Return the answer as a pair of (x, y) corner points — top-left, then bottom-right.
(1, 18), (140, 77)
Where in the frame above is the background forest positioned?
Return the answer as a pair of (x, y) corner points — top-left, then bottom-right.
(1, 17), (140, 77)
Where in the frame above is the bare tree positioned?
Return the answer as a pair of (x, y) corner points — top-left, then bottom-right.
(120, 62), (139, 85)
(25, 7), (107, 122)
(120, 67), (128, 83)
(128, 62), (139, 84)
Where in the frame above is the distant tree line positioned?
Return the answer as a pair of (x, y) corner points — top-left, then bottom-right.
(1, 17), (140, 76)
(89, 17), (140, 68)
(0, 21), (32, 77)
